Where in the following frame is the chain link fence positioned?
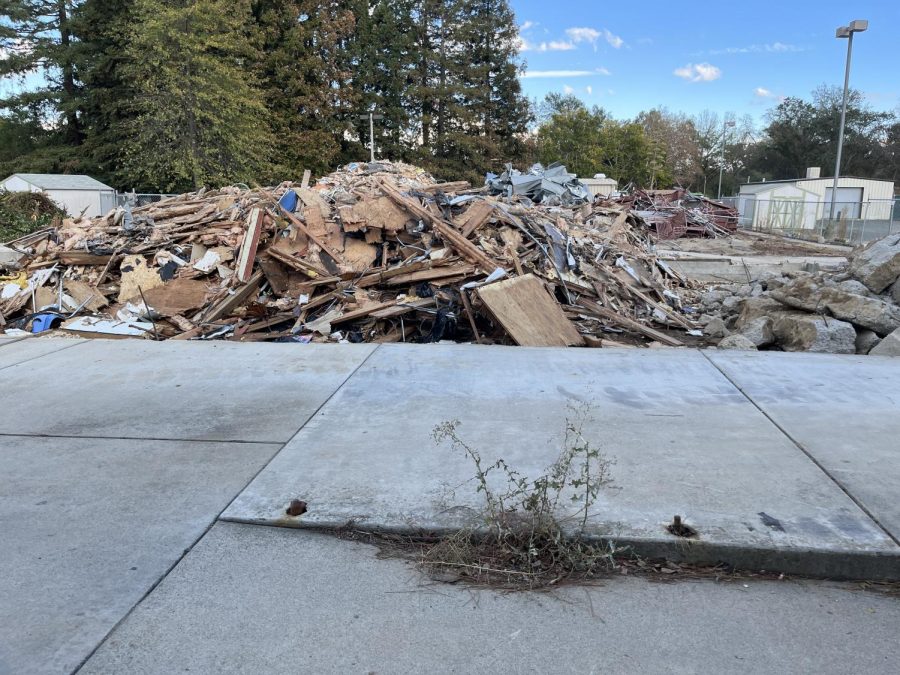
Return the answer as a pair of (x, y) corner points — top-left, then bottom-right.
(115, 192), (177, 208)
(721, 196), (900, 245)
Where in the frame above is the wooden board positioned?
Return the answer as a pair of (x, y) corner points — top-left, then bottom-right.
(117, 254), (164, 303)
(57, 251), (112, 266)
(235, 208), (264, 282)
(141, 279), (211, 317)
(477, 274), (584, 347)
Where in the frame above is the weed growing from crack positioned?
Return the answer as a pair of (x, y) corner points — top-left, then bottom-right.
(424, 402), (619, 588)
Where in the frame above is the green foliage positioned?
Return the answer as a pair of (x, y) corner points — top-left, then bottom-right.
(1, 0), (83, 143)
(69, 0), (136, 186)
(750, 86), (897, 182)
(253, 0), (359, 180)
(537, 94), (655, 186)
(0, 190), (66, 242)
(120, 0), (273, 192)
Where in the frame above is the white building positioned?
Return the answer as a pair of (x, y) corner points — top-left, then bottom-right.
(737, 168), (895, 231)
(0, 173), (117, 218)
(581, 174), (618, 199)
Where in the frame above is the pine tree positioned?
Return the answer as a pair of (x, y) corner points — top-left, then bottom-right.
(252, 0), (359, 178)
(121, 0), (272, 192)
(70, 0), (135, 186)
(1, 0), (85, 163)
(351, 0), (418, 163)
(446, 0), (530, 180)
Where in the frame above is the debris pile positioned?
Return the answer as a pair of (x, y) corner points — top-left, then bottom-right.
(699, 232), (900, 356)
(610, 188), (738, 239)
(1, 161), (704, 346)
(485, 163), (591, 206)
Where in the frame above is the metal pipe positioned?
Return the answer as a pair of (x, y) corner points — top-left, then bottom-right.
(369, 112), (375, 163)
(829, 32), (854, 222)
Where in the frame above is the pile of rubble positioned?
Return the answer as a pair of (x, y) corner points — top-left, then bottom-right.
(610, 189), (738, 239)
(699, 233), (900, 356)
(0, 161), (704, 347)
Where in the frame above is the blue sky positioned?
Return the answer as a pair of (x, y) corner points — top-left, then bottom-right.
(511, 0), (899, 123)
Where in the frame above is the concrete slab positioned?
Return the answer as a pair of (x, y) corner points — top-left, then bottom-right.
(706, 350), (900, 544)
(81, 522), (900, 675)
(0, 435), (281, 675)
(0, 339), (377, 442)
(223, 344), (898, 578)
(0, 336), (83, 370)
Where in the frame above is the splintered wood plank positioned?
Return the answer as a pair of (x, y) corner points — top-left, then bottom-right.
(457, 200), (495, 238)
(235, 208), (264, 282)
(379, 180), (499, 273)
(477, 274), (584, 347)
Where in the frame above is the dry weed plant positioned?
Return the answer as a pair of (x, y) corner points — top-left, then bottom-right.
(424, 402), (619, 588)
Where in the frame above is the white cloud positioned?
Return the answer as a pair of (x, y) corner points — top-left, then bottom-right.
(563, 85), (575, 94)
(602, 29), (624, 49)
(566, 27), (601, 44)
(673, 62), (721, 82)
(585, 85), (593, 95)
(520, 20), (537, 31)
(754, 87), (775, 98)
(595, 67), (611, 76)
(518, 38), (575, 52)
(521, 70), (594, 78)
(709, 42), (806, 55)
(565, 27), (624, 51)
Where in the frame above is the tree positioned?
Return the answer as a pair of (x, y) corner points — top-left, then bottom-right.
(120, 0), (272, 192)
(436, 0), (531, 181)
(597, 120), (653, 187)
(252, 0), (359, 179)
(350, 0), (418, 163)
(69, 0), (134, 185)
(635, 108), (696, 188)
(536, 94), (607, 178)
(750, 86), (894, 181)
(1, 0), (85, 165)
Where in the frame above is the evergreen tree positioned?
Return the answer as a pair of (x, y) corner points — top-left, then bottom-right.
(252, 0), (359, 178)
(351, 0), (417, 163)
(1, 0), (85, 163)
(121, 0), (272, 192)
(70, 0), (134, 185)
(449, 0), (530, 180)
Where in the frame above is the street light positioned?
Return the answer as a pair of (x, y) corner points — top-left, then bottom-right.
(356, 110), (385, 163)
(717, 119), (736, 200)
(829, 19), (868, 222)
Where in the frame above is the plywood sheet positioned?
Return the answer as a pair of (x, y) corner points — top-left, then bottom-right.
(477, 274), (584, 347)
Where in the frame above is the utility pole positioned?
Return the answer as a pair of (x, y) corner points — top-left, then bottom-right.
(717, 119), (735, 200)
(830, 20), (868, 222)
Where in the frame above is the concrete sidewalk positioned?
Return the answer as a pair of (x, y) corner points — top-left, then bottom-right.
(1, 337), (898, 673)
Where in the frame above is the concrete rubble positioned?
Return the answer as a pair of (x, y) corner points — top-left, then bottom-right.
(700, 232), (900, 356)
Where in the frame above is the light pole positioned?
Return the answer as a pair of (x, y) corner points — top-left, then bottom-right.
(357, 110), (384, 163)
(829, 19), (868, 222)
(717, 119), (735, 200)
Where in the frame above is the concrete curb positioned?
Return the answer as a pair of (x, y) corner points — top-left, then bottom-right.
(220, 516), (900, 582)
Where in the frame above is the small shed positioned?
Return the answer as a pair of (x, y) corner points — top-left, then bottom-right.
(737, 170), (895, 230)
(581, 174), (618, 199)
(0, 173), (116, 218)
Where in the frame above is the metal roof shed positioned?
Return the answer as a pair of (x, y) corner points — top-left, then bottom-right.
(0, 173), (116, 218)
